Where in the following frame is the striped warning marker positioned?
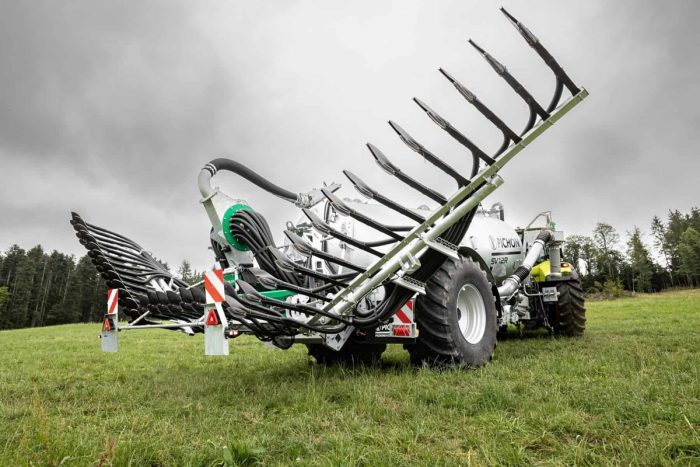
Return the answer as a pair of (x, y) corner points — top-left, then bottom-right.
(395, 299), (414, 324)
(391, 299), (416, 338)
(203, 262), (229, 356)
(204, 266), (225, 304)
(102, 290), (119, 352)
(107, 289), (118, 315)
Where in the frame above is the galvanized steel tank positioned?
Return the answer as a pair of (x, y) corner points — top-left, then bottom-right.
(287, 199), (525, 283)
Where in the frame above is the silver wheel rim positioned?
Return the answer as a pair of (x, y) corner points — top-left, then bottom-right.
(456, 284), (487, 344)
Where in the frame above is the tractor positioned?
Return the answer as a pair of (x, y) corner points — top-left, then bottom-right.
(71, 8), (587, 368)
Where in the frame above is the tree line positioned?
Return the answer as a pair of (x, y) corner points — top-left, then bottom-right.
(563, 207), (700, 295)
(1, 207), (698, 330)
(0, 248), (202, 330)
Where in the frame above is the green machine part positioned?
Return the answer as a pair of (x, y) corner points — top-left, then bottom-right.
(221, 203), (253, 251)
(224, 269), (297, 302)
(221, 203), (299, 298)
(221, 204), (296, 299)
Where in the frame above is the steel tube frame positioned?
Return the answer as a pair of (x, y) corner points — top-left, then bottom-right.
(322, 89), (589, 319)
(120, 322), (202, 331)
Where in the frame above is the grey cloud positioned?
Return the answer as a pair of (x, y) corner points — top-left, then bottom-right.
(1, 0), (699, 270)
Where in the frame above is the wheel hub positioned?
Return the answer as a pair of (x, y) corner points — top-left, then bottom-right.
(456, 284), (487, 344)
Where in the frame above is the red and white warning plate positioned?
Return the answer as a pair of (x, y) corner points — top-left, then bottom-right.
(375, 299), (417, 338)
(107, 289), (118, 315)
(204, 267), (225, 304)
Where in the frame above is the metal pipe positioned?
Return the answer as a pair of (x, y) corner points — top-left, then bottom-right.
(497, 230), (552, 300)
(127, 310), (151, 327)
(198, 163), (216, 199)
(121, 321), (202, 331)
(549, 245), (562, 278)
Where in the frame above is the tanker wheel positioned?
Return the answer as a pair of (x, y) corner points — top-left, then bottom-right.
(546, 277), (586, 336)
(407, 255), (498, 368)
(307, 340), (386, 367)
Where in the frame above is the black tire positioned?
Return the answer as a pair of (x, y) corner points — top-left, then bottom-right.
(546, 278), (586, 336)
(307, 340), (386, 367)
(407, 255), (498, 368)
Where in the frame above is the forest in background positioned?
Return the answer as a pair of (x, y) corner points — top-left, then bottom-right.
(565, 208), (700, 296)
(1, 207), (699, 330)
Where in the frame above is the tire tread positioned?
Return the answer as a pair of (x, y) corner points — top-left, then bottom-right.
(408, 256), (497, 367)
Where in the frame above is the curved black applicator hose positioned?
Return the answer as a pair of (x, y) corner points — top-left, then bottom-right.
(208, 158), (298, 202)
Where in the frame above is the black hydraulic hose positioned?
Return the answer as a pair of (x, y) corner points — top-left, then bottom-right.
(207, 158), (298, 203)
(229, 298), (347, 335)
(233, 312), (293, 339)
(536, 229), (553, 243)
(322, 200), (338, 275)
(226, 196), (476, 330)
(210, 236), (230, 269)
(353, 205), (477, 328)
(229, 210), (303, 285)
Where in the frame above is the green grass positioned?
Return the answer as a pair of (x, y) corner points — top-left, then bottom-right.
(1, 290), (699, 466)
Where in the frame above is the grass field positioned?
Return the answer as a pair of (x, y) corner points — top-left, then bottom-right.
(1, 290), (698, 466)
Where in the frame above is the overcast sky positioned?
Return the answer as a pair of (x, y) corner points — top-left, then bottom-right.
(1, 0), (699, 270)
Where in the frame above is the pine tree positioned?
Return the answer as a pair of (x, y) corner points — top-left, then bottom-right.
(0, 287), (9, 310)
(87, 268), (107, 323)
(0, 245), (24, 288)
(678, 227), (700, 287)
(665, 210), (688, 284)
(0, 245), (25, 329)
(626, 227), (654, 292)
(5, 246), (44, 329)
(689, 207), (700, 232)
(45, 255), (76, 325)
(651, 216), (673, 286)
(28, 252), (49, 327)
(49, 255), (97, 325)
(178, 260), (194, 284)
(75, 255), (101, 323)
(37, 251), (75, 326)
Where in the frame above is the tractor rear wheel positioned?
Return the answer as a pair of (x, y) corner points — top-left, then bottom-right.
(546, 278), (586, 336)
(407, 255), (498, 368)
(307, 340), (386, 366)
